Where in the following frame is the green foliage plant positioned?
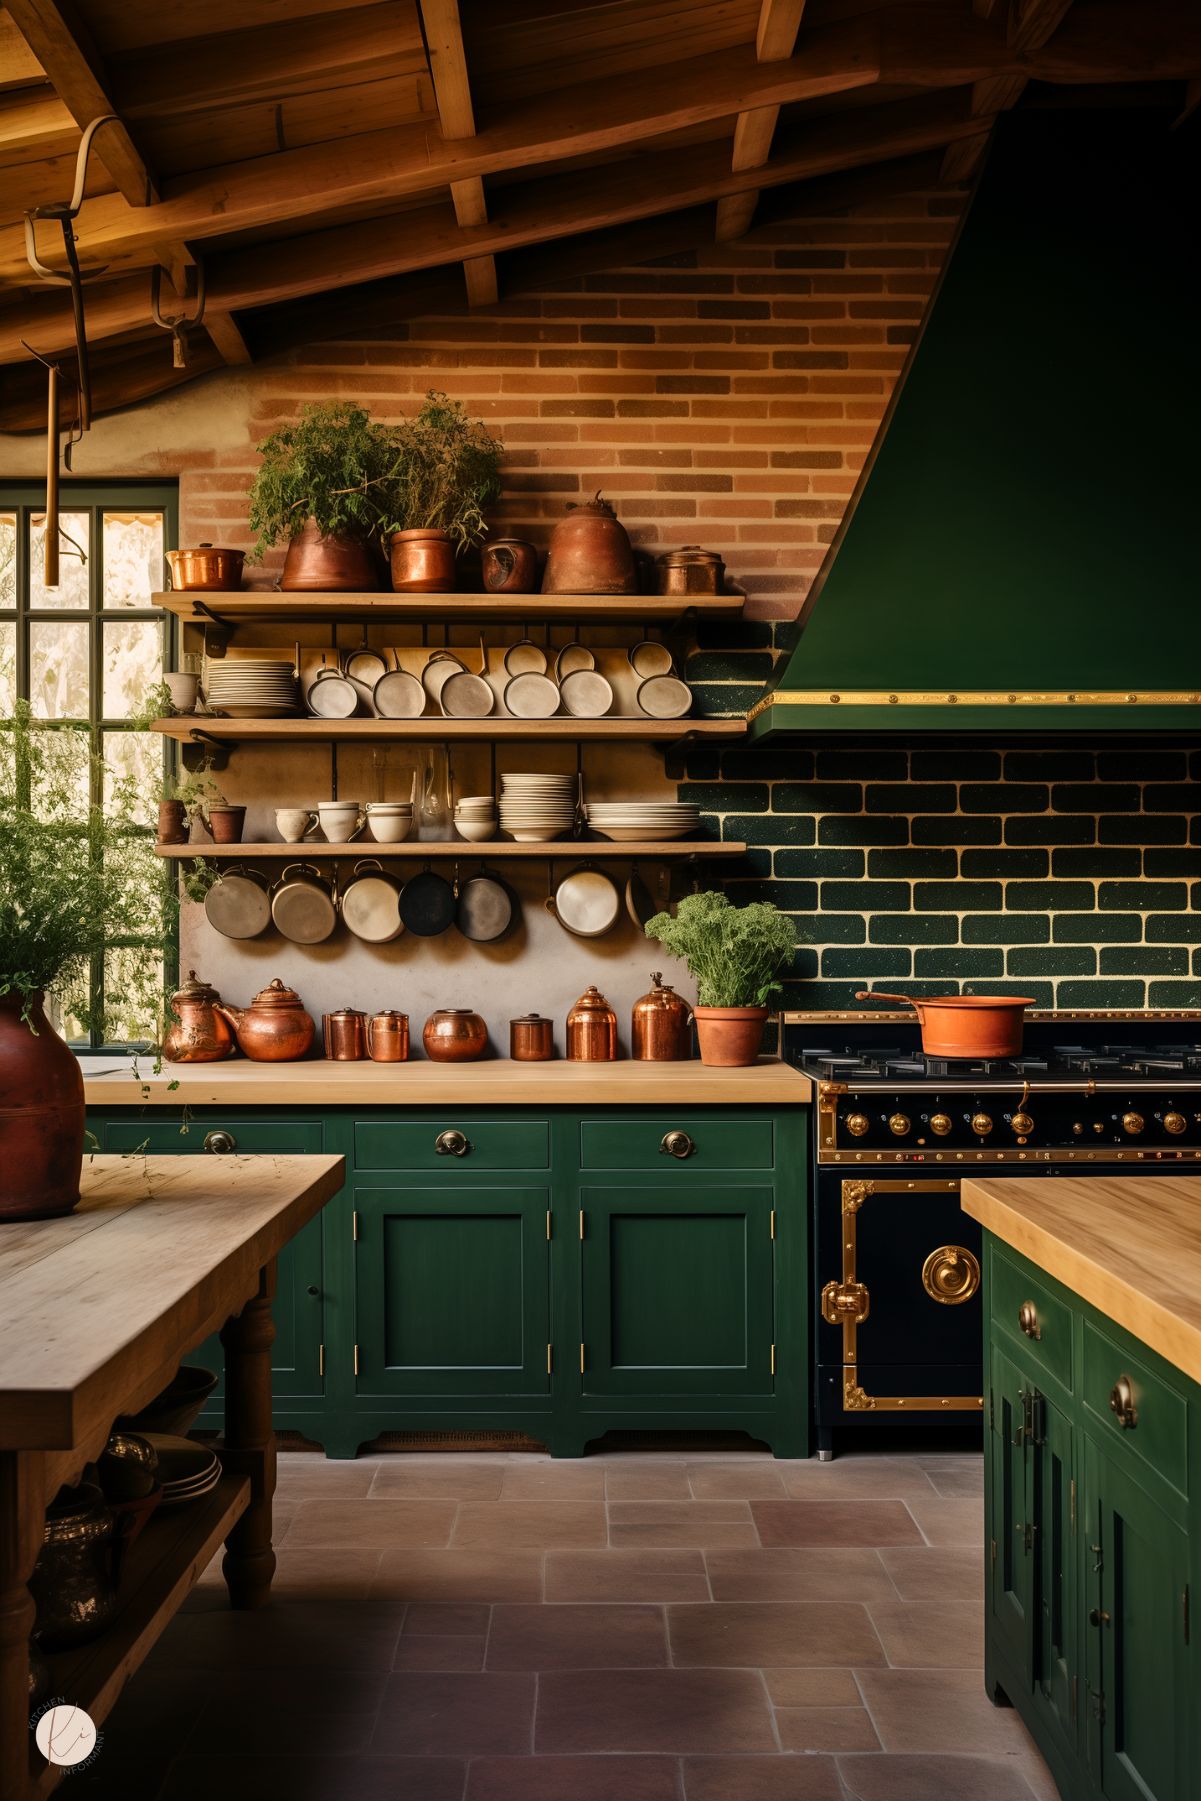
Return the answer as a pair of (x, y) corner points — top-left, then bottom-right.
(645, 890), (796, 1009)
(129, 679), (175, 729)
(247, 401), (394, 560)
(379, 391), (503, 550)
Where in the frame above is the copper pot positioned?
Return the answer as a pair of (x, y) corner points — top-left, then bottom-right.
(367, 1010), (409, 1062)
(482, 538), (538, 594)
(631, 972), (693, 1061)
(390, 528), (457, 594)
(282, 519), (379, 592)
(214, 978), (315, 1061)
(855, 991), (1036, 1059)
(0, 990), (84, 1221)
(542, 493), (637, 595)
(423, 1008), (488, 1062)
(510, 1013), (554, 1061)
(655, 545), (725, 596)
(323, 1008), (368, 1060)
(566, 986), (618, 1062)
(166, 544), (245, 591)
(163, 971), (236, 1064)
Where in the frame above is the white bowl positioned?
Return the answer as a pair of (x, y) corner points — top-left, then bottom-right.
(367, 816), (414, 843)
(455, 820), (497, 842)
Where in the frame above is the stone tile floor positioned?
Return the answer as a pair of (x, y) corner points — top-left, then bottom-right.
(75, 1447), (1057, 1801)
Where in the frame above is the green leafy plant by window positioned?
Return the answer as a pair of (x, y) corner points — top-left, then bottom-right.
(247, 401), (394, 560)
(645, 891), (797, 1008)
(379, 391), (503, 550)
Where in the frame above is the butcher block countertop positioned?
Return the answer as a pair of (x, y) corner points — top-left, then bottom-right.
(962, 1174), (1201, 1385)
(79, 1056), (813, 1107)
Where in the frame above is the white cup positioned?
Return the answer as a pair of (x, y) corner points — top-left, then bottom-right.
(165, 672), (199, 713)
(275, 807), (318, 843)
(318, 801), (366, 843)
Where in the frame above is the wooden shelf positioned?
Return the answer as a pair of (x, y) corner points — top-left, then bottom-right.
(152, 716), (745, 744)
(156, 589), (745, 626)
(157, 839), (746, 860)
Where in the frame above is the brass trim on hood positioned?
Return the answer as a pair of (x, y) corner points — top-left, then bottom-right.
(747, 688), (1199, 721)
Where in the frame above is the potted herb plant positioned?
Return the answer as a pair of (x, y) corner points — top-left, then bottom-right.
(645, 891), (796, 1067)
(157, 763), (227, 846)
(379, 391), (503, 592)
(247, 400), (393, 591)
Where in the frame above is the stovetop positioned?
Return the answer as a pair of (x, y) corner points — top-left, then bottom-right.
(796, 1043), (1201, 1085)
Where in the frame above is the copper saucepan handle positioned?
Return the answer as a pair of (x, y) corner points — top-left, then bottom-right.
(855, 990), (923, 1015)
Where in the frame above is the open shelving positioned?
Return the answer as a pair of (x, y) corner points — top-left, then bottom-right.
(155, 589), (746, 628)
(156, 839), (746, 861)
(152, 716), (745, 745)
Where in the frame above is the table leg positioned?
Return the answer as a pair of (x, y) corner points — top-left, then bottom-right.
(219, 1261), (277, 1610)
(0, 1450), (43, 1801)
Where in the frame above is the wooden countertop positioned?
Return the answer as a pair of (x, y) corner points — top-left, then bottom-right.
(962, 1175), (1201, 1385)
(80, 1056), (812, 1107)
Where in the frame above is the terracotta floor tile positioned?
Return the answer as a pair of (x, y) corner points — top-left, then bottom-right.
(373, 1550), (543, 1603)
(369, 1460), (504, 1499)
(500, 1461), (606, 1499)
(609, 1500), (758, 1549)
(392, 1634), (486, 1671)
(151, 1599), (406, 1671)
(156, 1754), (466, 1801)
(836, 1751), (1042, 1800)
(706, 1548), (897, 1603)
(452, 1501), (606, 1550)
(545, 1548), (710, 1602)
(466, 1755), (681, 1801)
(486, 1602), (667, 1669)
(750, 1501), (923, 1549)
(254, 1548), (382, 1597)
(903, 1495), (984, 1547)
(281, 1499), (455, 1550)
(854, 1668), (1040, 1756)
(926, 1463), (986, 1498)
(776, 1707), (880, 1751)
(867, 1600), (985, 1668)
(606, 1465), (695, 1500)
(371, 1671), (535, 1755)
(537, 1667), (776, 1753)
(403, 1602), (490, 1635)
(681, 1754), (843, 1799)
(276, 1455), (381, 1499)
(668, 1600), (884, 1668)
(763, 1667), (862, 1707)
(688, 1464), (789, 1499)
(878, 1544), (983, 1602)
(781, 1462), (939, 1501)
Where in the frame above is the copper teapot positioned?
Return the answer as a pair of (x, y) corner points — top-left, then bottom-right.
(214, 978), (315, 1062)
(162, 971), (236, 1063)
(631, 972), (693, 1061)
(541, 492), (637, 595)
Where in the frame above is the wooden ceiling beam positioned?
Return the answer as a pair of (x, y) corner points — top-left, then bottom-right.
(943, 0), (1077, 183)
(420, 0), (498, 308)
(0, 87), (77, 157)
(715, 0), (807, 242)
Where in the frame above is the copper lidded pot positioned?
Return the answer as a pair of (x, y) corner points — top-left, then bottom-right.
(566, 986), (618, 1062)
(510, 1013), (554, 1061)
(654, 545), (725, 596)
(214, 978), (315, 1062)
(542, 493), (637, 595)
(367, 1010), (410, 1062)
(423, 1008), (488, 1062)
(631, 972), (693, 1061)
(323, 1008), (368, 1060)
(163, 970), (236, 1063)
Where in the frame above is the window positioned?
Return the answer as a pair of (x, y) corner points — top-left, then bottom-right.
(0, 483), (178, 1047)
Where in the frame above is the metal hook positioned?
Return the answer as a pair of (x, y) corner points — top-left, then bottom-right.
(150, 262), (207, 368)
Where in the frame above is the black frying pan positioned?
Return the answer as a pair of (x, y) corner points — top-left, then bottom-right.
(457, 868), (516, 942)
(399, 863), (457, 936)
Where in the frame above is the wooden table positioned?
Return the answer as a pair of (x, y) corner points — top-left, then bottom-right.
(0, 1153), (344, 1800)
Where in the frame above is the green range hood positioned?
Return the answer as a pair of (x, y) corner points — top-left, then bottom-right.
(750, 108), (1200, 740)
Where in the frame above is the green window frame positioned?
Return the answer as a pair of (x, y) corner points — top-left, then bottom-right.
(0, 480), (179, 1048)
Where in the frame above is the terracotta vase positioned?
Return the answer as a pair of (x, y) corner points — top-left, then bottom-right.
(0, 990), (85, 1221)
(206, 804), (246, 844)
(693, 1005), (768, 1068)
(390, 528), (457, 594)
(281, 520), (379, 592)
(158, 799), (187, 845)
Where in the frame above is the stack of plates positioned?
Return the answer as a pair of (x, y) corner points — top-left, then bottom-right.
(586, 801), (702, 842)
(143, 1434), (222, 1507)
(499, 772), (579, 843)
(205, 660), (298, 718)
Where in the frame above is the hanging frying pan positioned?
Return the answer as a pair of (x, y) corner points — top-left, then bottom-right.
(340, 860), (405, 943)
(554, 640), (594, 681)
(636, 673), (692, 719)
(306, 658), (358, 718)
(441, 667), (495, 717)
(422, 650), (466, 707)
(456, 867), (516, 942)
(399, 862), (458, 936)
(504, 637), (548, 676)
(203, 865), (271, 940)
(625, 863), (656, 930)
(544, 864), (621, 938)
(559, 667), (612, 718)
(373, 649), (426, 719)
(503, 670), (560, 718)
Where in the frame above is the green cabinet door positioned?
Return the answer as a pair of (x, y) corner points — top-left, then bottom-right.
(579, 1185), (775, 1398)
(989, 1343), (1033, 1677)
(1031, 1387), (1075, 1759)
(353, 1186), (551, 1397)
(1084, 1437), (1191, 1801)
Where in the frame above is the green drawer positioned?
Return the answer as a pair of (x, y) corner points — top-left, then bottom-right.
(98, 1118), (321, 1156)
(1081, 1319), (1189, 1499)
(354, 1117), (549, 1171)
(579, 1114), (773, 1170)
(991, 1248), (1073, 1393)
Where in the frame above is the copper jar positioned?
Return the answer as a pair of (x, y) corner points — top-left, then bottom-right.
(510, 1013), (554, 1061)
(367, 1010), (410, 1062)
(566, 987), (618, 1062)
(631, 972), (693, 1061)
(482, 538), (538, 594)
(163, 971), (236, 1064)
(423, 1008), (488, 1062)
(214, 978), (315, 1062)
(323, 1008), (368, 1060)
(30, 1485), (118, 1650)
(655, 545), (725, 596)
(542, 493), (637, 595)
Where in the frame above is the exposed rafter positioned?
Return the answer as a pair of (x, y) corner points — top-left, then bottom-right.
(715, 0), (807, 242)
(420, 0), (498, 308)
(944, 0), (1077, 182)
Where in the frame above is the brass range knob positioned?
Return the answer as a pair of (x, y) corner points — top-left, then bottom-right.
(1011, 1111), (1034, 1136)
(971, 1113), (994, 1137)
(845, 1113), (870, 1138)
(929, 1113), (953, 1137)
(1163, 1111), (1186, 1136)
(1121, 1112), (1145, 1136)
(888, 1113), (911, 1138)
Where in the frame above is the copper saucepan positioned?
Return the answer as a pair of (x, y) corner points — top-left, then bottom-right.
(166, 545), (245, 591)
(855, 991), (1036, 1059)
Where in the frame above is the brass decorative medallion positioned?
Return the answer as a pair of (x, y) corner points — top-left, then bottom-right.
(921, 1244), (982, 1305)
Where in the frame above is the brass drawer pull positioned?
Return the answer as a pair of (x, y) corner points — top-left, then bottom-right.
(660, 1131), (696, 1160)
(435, 1129), (471, 1157)
(1109, 1373), (1138, 1429)
(1018, 1300), (1041, 1340)
(1089, 1607), (1112, 1627)
(203, 1130), (237, 1155)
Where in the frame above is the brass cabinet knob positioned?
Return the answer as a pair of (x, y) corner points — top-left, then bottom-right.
(888, 1113), (911, 1137)
(1109, 1373), (1138, 1429)
(1163, 1111), (1186, 1136)
(845, 1113), (870, 1138)
(1018, 1300), (1041, 1340)
(435, 1129), (471, 1157)
(1011, 1111), (1034, 1136)
(660, 1130), (696, 1159)
(203, 1130), (237, 1155)
(971, 1113), (994, 1136)
(929, 1113), (953, 1137)
(1121, 1112), (1145, 1136)
(1089, 1608), (1112, 1627)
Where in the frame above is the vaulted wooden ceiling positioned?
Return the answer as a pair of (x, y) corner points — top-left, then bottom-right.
(0, 0), (1197, 429)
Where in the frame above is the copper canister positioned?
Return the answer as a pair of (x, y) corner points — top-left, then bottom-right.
(367, 1010), (409, 1062)
(323, 1008), (368, 1060)
(510, 1013), (554, 1061)
(566, 986), (618, 1062)
(654, 545), (725, 596)
(631, 972), (693, 1061)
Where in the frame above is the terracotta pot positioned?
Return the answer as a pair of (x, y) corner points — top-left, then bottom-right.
(693, 1005), (768, 1068)
(0, 990), (85, 1221)
(281, 520), (379, 592)
(206, 804), (246, 845)
(855, 991), (1035, 1059)
(390, 528), (457, 593)
(542, 493), (637, 595)
(158, 799), (187, 845)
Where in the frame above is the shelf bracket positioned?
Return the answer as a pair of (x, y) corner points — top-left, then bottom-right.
(191, 598), (234, 636)
(184, 729), (231, 771)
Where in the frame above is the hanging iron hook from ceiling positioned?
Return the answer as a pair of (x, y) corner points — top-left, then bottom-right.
(150, 260), (207, 368)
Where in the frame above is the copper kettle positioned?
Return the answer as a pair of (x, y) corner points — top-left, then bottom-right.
(162, 971), (236, 1063)
(631, 972), (693, 1061)
(542, 492), (637, 595)
(566, 986), (618, 1061)
(213, 978), (315, 1062)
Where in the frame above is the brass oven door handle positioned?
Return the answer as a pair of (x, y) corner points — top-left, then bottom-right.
(660, 1131), (696, 1160)
(203, 1130), (237, 1155)
(1108, 1373), (1138, 1429)
(435, 1130), (471, 1157)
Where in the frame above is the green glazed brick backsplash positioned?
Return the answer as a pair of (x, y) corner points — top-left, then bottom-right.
(676, 632), (1201, 1011)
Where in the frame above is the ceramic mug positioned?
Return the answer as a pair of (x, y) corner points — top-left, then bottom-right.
(275, 807), (318, 844)
(164, 672), (199, 713)
(318, 801), (366, 843)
